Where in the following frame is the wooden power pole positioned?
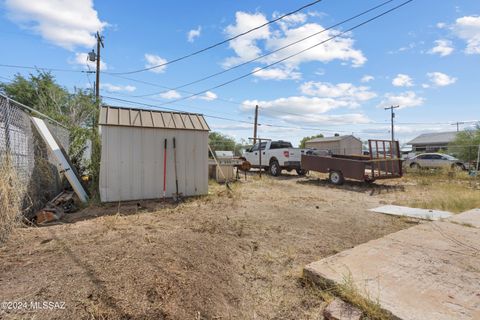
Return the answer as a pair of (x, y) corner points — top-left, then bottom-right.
(253, 105), (259, 145)
(95, 31), (104, 101)
(385, 105), (399, 141)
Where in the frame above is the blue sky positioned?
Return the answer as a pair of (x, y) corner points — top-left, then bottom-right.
(1, 0), (479, 145)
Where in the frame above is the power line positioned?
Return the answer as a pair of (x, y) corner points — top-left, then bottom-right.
(0, 63), (93, 74)
(134, 0), (397, 98)
(100, 95), (387, 134)
(107, 0), (324, 75)
(135, 0), (414, 108)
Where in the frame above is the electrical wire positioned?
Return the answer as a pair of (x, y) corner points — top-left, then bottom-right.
(100, 95), (389, 134)
(107, 0), (324, 75)
(133, 0), (397, 98)
(133, 0), (414, 107)
(0, 63), (93, 74)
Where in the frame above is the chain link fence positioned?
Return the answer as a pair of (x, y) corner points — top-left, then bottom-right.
(0, 94), (70, 219)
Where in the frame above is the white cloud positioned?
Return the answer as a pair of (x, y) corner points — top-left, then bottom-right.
(273, 12), (307, 31)
(378, 91), (425, 109)
(252, 67), (301, 80)
(223, 11), (271, 67)
(158, 90), (181, 99)
(429, 39), (454, 56)
(426, 72), (457, 87)
(361, 75), (374, 83)
(144, 54), (168, 73)
(264, 22), (366, 69)
(187, 26), (201, 42)
(222, 11), (366, 72)
(5, 0), (107, 50)
(199, 91), (217, 101)
(451, 16), (480, 54)
(101, 83), (136, 93)
(271, 113), (371, 126)
(72, 52), (107, 70)
(299, 81), (376, 105)
(392, 74), (414, 87)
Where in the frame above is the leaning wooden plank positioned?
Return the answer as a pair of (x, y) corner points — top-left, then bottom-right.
(30, 117), (89, 203)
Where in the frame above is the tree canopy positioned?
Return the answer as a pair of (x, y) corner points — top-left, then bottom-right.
(299, 134), (324, 148)
(208, 132), (247, 156)
(0, 71), (97, 177)
(449, 126), (480, 163)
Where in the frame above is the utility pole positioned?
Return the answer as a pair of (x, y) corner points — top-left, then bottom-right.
(95, 31), (104, 102)
(253, 105), (259, 145)
(384, 105), (399, 141)
(87, 31), (104, 197)
(451, 121), (465, 132)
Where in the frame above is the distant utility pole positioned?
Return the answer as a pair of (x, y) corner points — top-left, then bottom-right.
(451, 121), (465, 132)
(95, 31), (104, 102)
(384, 105), (399, 142)
(253, 105), (259, 145)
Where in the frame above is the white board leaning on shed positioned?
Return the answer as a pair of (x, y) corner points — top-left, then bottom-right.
(98, 106), (210, 202)
(30, 117), (89, 203)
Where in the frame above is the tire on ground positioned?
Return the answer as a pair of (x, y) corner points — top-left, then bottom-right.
(269, 159), (281, 176)
(329, 170), (344, 185)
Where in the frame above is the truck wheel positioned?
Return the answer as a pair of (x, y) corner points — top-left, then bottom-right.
(329, 171), (344, 185)
(296, 169), (307, 176)
(269, 160), (281, 176)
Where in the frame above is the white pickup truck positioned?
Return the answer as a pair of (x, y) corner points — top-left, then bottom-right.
(242, 140), (307, 176)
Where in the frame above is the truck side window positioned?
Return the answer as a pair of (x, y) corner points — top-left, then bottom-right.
(251, 143), (259, 152)
(260, 142), (267, 150)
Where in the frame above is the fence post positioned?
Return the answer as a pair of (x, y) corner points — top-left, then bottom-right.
(3, 97), (12, 155)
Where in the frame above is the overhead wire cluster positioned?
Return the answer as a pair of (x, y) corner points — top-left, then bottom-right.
(2, 0), (474, 136)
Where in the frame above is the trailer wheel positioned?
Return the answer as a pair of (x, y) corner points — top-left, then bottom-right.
(329, 171), (344, 185)
(269, 160), (281, 176)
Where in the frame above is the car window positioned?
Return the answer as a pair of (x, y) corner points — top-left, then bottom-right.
(417, 154), (428, 159)
(259, 142), (267, 150)
(251, 143), (259, 152)
(431, 155), (442, 160)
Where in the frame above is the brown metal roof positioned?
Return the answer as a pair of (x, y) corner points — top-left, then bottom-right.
(99, 106), (210, 131)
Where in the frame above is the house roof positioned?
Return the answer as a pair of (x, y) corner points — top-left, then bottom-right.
(407, 131), (457, 145)
(306, 135), (360, 143)
(99, 106), (210, 131)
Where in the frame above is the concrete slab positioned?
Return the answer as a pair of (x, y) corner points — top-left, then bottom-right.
(448, 209), (480, 228)
(324, 298), (362, 320)
(370, 205), (452, 220)
(304, 210), (480, 320)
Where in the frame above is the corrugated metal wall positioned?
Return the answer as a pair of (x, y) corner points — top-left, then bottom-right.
(99, 126), (208, 202)
(305, 138), (362, 155)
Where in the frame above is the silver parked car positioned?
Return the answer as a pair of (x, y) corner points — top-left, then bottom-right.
(405, 153), (466, 170)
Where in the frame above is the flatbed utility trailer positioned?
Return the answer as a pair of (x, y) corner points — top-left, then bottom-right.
(301, 139), (403, 185)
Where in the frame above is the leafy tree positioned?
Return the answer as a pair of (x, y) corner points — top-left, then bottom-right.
(449, 126), (480, 163)
(208, 132), (247, 156)
(299, 133), (324, 148)
(0, 71), (97, 180)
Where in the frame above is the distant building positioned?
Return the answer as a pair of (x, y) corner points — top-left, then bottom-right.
(407, 131), (458, 152)
(305, 135), (362, 155)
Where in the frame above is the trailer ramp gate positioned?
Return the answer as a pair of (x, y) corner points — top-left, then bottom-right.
(301, 139), (402, 182)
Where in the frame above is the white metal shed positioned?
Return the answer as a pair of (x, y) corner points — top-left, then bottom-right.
(305, 135), (362, 155)
(99, 106), (210, 202)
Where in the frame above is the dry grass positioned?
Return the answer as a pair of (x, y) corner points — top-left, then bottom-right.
(0, 161), (25, 244)
(400, 171), (480, 213)
(310, 274), (391, 320)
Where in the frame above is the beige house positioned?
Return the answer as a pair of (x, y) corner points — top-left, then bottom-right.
(99, 106), (210, 202)
(305, 135), (362, 155)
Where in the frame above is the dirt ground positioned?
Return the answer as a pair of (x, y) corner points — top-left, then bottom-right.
(1, 172), (448, 320)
